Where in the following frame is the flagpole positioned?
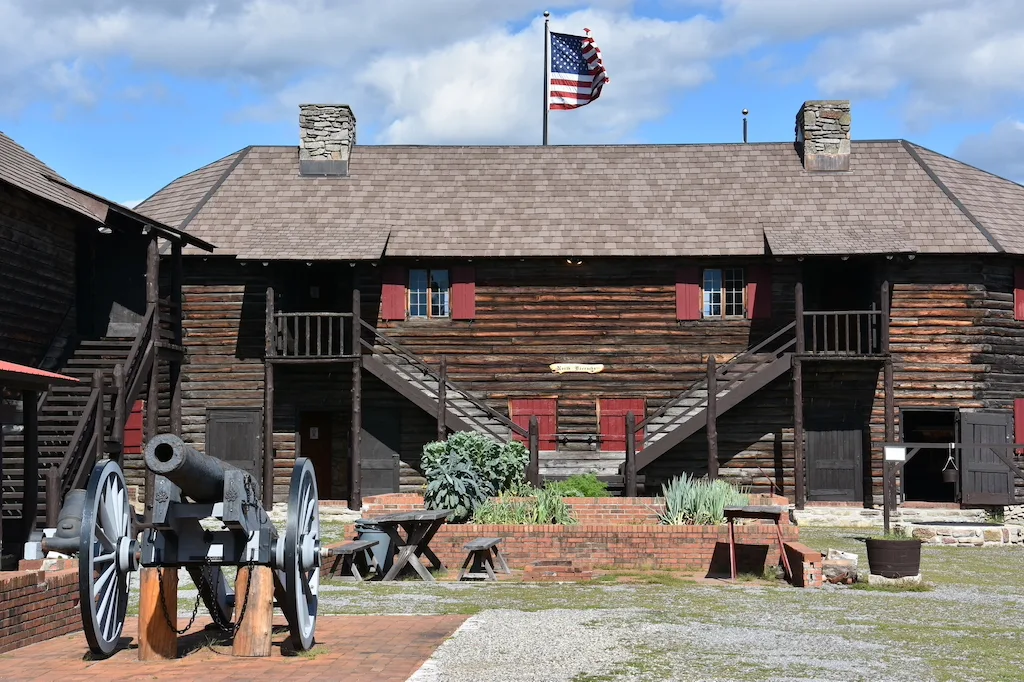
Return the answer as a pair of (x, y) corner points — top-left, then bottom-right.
(542, 10), (550, 145)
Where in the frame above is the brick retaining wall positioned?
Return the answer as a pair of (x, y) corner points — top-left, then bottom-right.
(0, 560), (81, 654)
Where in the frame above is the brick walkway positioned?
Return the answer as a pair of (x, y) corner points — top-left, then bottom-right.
(0, 615), (467, 681)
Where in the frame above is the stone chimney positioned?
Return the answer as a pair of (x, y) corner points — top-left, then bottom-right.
(796, 100), (851, 171)
(299, 104), (356, 176)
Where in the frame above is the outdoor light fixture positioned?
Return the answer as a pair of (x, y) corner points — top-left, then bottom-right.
(908, 254), (916, 260)
(841, 255), (849, 261)
(141, 225), (152, 234)
(566, 258), (583, 265)
(97, 225), (112, 234)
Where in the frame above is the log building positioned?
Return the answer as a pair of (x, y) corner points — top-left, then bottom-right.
(0, 131), (210, 565)
(134, 100), (1024, 511)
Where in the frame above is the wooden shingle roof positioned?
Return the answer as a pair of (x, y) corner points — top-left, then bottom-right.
(135, 139), (1024, 259)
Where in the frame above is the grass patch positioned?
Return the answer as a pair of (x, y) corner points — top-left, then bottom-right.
(849, 581), (934, 593)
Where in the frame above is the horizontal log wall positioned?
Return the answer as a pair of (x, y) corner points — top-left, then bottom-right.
(0, 184), (79, 367)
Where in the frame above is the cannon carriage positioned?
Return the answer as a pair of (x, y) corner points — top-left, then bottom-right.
(26, 433), (320, 658)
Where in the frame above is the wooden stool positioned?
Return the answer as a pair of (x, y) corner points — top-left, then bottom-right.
(325, 539), (380, 581)
(457, 538), (511, 581)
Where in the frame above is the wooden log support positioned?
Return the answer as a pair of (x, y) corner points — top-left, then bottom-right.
(350, 288), (362, 509)
(528, 416), (540, 487)
(625, 412), (637, 497)
(437, 355), (447, 442)
(146, 238), (159, 445)
(264, 286), (275, 505)
(794, 279), (805, 509)
(22, 389), (38, 540)
(170, 243), (184, 436)
(112, 363), (125, 464)
(138, 567), (178, 661)
(45, 465), (60, 528)
(232, 565), (274, 657)
(93, 369), (105, 465)
(706, 355), (719, 480)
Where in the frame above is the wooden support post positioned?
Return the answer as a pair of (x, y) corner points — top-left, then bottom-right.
(45, 466), (60, 527)
(93, 369), (105, 464)
(880, 279), (890, 355)
(233, 565), (274, 657)
(264, 286), (275, 505)
(22, 389), (38, 540)
(528, 416), (540, 487)
(112, 363), (125, 465)
(138, 567), (178, 660)
(882, 461), (892, 535)
(170, 243), (184, 437)
(437, 356), (447, 442)
(625, 412), (637, 497)
(793, 279), (805, 509)
(706, 355), (719, 480)
(145, 237), (159, 446)
(350, 288), (362, 509)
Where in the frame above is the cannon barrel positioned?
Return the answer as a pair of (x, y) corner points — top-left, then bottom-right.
(145, 434), (245, 503)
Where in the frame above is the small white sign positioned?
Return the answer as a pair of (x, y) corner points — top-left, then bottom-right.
(309, 427), (320, 440)
(884, 446), (906, 462)
(550, 363), (605, 374)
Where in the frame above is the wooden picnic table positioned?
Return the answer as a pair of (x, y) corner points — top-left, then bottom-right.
(368, 509), (452, 581)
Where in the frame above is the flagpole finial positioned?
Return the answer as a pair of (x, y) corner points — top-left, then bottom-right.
(544, 10), (550, 20)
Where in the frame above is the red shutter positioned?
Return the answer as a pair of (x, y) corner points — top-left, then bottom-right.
(1015, 399), (1024, 452)
(1015, 266), (1024, 321)
(123, 400), (145, 455)
(676, 266), (701, 321)
(381, 265), (406, 321)
(747, 265), (773, 319)
(509, 398), (558, 450)
(451, 265), (476, 320)
(598, 398), (645, 452)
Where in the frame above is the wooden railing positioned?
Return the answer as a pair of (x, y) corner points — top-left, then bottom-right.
(272, 312), (355, 358)
(802, 310), (882, 355)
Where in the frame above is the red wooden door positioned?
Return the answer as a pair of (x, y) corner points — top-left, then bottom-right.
(598, 398), (645, 452)
(510, 398), (558, 451)
(123, 400), (145, 455)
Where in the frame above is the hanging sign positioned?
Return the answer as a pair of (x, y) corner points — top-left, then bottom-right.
(549, 363), (605, 374)
(884, 446), (906, 462)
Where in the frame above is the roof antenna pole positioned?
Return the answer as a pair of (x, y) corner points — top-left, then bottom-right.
(742, 109), (749, 143)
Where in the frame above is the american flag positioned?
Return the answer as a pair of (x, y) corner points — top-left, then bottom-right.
(549, 29), (609, 110)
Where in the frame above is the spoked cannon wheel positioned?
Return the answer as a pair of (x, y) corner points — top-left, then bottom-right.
(80, 460), (137, 656)
(282, 458), (320, 650)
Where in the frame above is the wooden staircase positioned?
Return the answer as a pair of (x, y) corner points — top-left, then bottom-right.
(1, 338), (133, 521)
(634, 322), (797, 471)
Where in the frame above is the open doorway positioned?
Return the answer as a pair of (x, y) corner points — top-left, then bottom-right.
(802, 259), (876, 311)
(900, 409), (957, 503)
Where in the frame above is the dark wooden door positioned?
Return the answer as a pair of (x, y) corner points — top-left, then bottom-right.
(598, 398), (645, 451)
(806, 428), (863, 501)
(959, 411), (1015, 505)
(300, 412), (334, 499)
(361, 409), (400, 497)
(205, 408), (263, 496)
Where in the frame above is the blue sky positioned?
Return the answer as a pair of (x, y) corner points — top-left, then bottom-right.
(1, 0), (1022, 207)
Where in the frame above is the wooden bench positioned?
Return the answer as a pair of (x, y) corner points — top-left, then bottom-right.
(457, 538), (512, 581)
(325, 539), (380, 581)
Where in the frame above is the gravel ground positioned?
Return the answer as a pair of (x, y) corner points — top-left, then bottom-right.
(127, 526), (1024, 681)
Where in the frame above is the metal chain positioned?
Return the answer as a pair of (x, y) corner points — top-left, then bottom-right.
(229, 560), (258, 637)
(157, 566), (202, 635)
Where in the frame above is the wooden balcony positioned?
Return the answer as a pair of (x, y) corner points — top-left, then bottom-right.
(267, 311), (359, 363)
(795, 281), (890, 359)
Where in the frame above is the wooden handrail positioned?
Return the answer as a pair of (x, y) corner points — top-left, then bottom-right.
(360, 320), (528, 438)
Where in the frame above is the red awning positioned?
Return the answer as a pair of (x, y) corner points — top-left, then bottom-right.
(0, 360), (79, 390)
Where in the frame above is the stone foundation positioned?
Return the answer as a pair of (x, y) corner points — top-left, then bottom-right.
(900, 523), (1024, 546)
(794, 506), (989, 528)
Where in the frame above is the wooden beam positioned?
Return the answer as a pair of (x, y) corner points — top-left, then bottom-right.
(146, 238), (159, 446)
(350, 288), (362, 510)
(706, 356), (719, 480)
(112, 363), (125, 466)
(232, 565), (274, 657)
(45, 466), (60, 528)
(263, 287), (275, 505)
(793, 357), (805, 509)
(138, 567), (177, 660)
(437, 355), (447, 442)
(625, 412), (637, 497)
(93, 369), (105, 465)
(795, 279), (805, 354)
(21, 389), (38, 542)
(881, 279), (890, 354)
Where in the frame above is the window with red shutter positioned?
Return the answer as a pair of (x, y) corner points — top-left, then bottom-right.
(381, 265), (406, 320)
(451, 265), (476, 320)
(598, 398), (645, 452)
(509, 398), (557, 450)
(676, 266), (700, 320)
(746, 265), (772, 319)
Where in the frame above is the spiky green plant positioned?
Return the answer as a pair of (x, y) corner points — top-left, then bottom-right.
(470, 488), (577, 525)
(658, 473), (749, 525)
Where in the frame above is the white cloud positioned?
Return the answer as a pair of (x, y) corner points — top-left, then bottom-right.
(955, 120), (1024, 183)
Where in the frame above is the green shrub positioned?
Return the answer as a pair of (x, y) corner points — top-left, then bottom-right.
(543, 473), (610, 498)
(658, 474), (749, 525)
(421, 432), (530, 522)
(470, 488), (577, 525)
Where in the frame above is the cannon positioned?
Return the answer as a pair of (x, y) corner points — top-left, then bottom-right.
(25, 434), (320, 657)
